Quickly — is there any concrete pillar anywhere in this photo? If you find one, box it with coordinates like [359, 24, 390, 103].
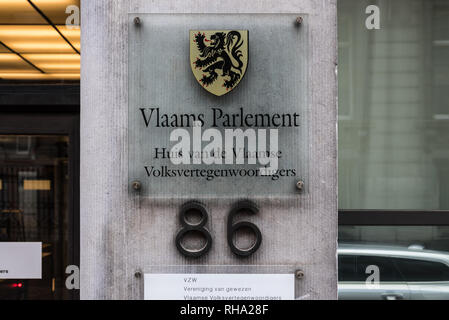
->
[81, 0, 338, 300]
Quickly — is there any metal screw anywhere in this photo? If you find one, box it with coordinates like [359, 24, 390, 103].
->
[296, 180, 304, 192]
[134, 17, 141, 26]
[295, 269, 305, 279]
[134, 271, 142, 278]
[132, 180, 141, 191]
[295, 16, 303, 26]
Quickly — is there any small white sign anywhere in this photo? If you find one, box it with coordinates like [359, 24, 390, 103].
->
[144, 273, 294, 300]
[0, 242, 42, 279]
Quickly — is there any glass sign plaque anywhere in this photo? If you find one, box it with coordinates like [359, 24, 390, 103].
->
[128, 14, 309, 197]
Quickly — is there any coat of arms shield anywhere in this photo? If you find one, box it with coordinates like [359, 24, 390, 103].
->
[190, 30, 248, 96]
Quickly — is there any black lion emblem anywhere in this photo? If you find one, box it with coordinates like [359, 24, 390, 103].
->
[193, 31, 244, 90]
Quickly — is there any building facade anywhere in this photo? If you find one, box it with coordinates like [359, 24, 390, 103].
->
[0, 0, 448, 300]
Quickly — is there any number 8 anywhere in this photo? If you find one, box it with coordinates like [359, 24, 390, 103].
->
[175, 201, 212, 258]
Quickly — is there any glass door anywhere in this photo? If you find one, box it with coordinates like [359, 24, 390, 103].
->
[0, 114, 79, 300]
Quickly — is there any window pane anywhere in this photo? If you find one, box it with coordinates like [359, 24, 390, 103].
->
[339, 255, 403, 282]
[394, 258, 449, 281]
[338, 255, 357, 281]
[339, 254, 404, 282]
[356, 256, 402, 282]
[338, 0, 449, 210]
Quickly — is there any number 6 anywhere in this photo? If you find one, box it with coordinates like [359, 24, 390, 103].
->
[227, 200, 262, 257]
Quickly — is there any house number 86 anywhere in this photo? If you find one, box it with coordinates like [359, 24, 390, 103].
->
[175, 200, 262, 258]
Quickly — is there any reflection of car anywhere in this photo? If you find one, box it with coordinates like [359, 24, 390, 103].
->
[338, 243, 449, 300]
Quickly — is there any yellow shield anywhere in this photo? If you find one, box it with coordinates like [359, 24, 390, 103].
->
[190, 30, 248, 96]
